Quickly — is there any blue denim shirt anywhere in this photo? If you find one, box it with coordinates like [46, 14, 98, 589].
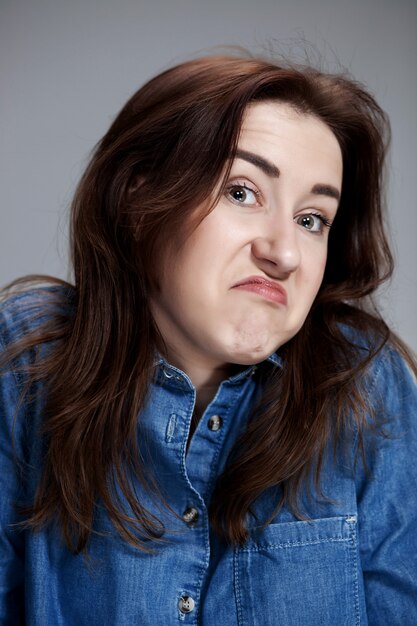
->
[1, 289, 417, 625]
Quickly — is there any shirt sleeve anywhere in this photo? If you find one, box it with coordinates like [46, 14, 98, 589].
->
[0, 330, 28, 625]
[355, 346, 417, 624]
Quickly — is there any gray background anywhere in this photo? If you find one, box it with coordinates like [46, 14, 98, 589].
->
[1, 0, 416, 351]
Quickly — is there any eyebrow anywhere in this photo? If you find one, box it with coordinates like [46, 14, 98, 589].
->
[235, 149, 280, 178]
[235, 148, 340, 202]
[311, 184, 340, 202]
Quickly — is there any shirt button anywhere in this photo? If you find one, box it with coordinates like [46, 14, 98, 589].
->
[178, 595, 195, 613]
[182, 506, 199, 525]
[208, 415, 223, 431]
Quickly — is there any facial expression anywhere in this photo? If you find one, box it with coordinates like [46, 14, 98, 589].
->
[150, 102, 343, 381]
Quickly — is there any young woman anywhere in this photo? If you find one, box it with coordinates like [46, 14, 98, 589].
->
[1, 54, 416, 625]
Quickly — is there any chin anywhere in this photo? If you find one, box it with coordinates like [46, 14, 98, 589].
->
[226, 344, 278, 366]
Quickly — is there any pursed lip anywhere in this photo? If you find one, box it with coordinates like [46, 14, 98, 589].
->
[231, 275, 287, 306]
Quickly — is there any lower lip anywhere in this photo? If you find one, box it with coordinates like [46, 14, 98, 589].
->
[233, 283, 287, 306]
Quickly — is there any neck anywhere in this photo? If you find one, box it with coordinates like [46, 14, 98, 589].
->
[194, 381, 220, 415]
[163, 350, 243, 410]
[157, 342, 246, 423]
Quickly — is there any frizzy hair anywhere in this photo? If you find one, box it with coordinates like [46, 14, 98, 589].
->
[2, 54, 414, 552]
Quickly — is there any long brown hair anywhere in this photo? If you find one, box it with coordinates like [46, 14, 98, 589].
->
[2, 54, 415, 552]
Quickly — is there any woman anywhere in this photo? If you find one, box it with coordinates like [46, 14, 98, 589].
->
[1, 54, 416, 625]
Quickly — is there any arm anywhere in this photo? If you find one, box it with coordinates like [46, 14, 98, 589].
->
[356, 346, 417, 624]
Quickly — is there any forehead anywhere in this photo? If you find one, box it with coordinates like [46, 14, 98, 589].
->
[240, 100, 334, 140]
[237, 101, 343, 180]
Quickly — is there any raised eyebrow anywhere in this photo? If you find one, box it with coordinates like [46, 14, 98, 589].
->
[311, 184, 340, 202]
[232, 150, 340, 201]
[234, 149, 280, 178]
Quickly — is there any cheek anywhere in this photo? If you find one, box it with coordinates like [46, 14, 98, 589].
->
[302, 249, 328, 298]
[314, 256, 327, 285]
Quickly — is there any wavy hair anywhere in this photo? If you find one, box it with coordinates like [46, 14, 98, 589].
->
[2, 54, 415, 552]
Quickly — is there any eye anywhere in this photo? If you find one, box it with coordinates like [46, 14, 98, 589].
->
[225, 183, 260, 207]
[296, 213, 331, 233]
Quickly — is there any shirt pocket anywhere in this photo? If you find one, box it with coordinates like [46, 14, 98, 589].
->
[234, 515, 363, 626]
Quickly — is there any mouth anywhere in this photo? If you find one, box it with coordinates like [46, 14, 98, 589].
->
[231, 276, 287, 306]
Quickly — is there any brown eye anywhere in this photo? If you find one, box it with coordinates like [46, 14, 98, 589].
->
[231, 187, 248, 202]
[226, 184, 258, 206]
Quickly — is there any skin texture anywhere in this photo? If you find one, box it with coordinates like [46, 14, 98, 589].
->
[150, 102, 343, 401]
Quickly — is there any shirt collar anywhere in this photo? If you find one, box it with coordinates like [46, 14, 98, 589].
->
[154, 350, 283, 387]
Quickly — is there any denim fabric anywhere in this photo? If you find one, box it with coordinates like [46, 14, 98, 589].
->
[1, 289, 416, 625]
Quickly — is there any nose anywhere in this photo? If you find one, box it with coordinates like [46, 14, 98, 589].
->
[251, 221, 301, 278]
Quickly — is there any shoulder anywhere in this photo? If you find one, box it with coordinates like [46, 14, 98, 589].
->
[345, 327, 417, 482]
[364, 342, 417, 448]
[0, 283, 75, 454]
[332, 322, 417, 457]
[340, 322, 416, 398]
[0, 283, 75, 348]
[366, 342, 416, 401]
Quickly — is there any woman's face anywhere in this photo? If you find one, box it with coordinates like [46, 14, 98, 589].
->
[150, 101, 343, 378]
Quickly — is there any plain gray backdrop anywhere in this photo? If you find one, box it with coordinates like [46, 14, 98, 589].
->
[1, 0, 416, 351]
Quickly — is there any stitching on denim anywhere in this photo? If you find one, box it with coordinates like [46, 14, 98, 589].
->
[240, 535, 351, 551]
[233, 548, 245, 626]
[348, 522, 361, 626]
[193, 520, 211, 626]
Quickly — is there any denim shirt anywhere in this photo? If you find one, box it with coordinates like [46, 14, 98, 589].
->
[1, 289, 417, 625]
